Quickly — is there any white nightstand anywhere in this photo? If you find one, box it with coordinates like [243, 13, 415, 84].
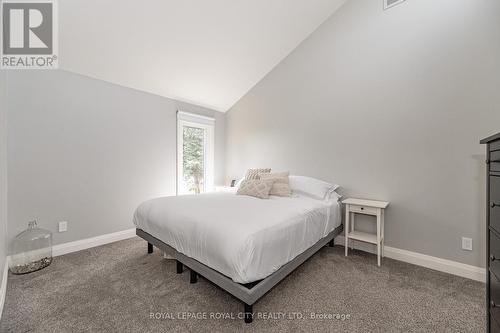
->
[343, 198, 389, 266]
[214, 186, 235, 193]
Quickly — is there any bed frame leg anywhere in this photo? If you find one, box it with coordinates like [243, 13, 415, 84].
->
[329, 239, 334, 247]
[244, 303, 253, 324]
[190, 269, 198, 284]
[147, 242, 153, 254]
[176, 260, 183, 274]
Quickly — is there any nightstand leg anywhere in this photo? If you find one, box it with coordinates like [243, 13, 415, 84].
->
[345, 205, 349, 256]
[350, 212, 355, 250]
[377, 246, 381, 266]
[351, 212, 355, 232]
[377, 210, 381, 266]
[381, 210, 385, 258]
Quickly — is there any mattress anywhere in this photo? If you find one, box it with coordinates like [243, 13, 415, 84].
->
[133, 191, 341, 283]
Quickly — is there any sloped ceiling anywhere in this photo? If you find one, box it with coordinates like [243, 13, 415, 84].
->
[60, 0, 346, 111]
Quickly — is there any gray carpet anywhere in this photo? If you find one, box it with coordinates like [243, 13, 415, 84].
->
[0, 237, 485, 332]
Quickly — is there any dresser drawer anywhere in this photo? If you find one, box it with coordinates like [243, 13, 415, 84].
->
[491, 140, 500, 152]
[490, 232, 500, 278]
[492, 269, 500, 300]
[492, 151, 500, 172]
[349, 204, 379, 215]
[492, 271, 500, 330]
[492, 315, 500, 333]
[492, 176, 500, 234]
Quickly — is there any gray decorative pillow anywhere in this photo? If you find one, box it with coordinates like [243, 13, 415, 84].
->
[236, 179, 275, 199]
[245, 168, 271, 180]
[260, 171, 291, 197]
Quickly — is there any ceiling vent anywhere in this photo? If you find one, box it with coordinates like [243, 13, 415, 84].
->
[384, 0, 406, 10]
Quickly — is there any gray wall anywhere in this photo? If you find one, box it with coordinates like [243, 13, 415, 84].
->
[225, 0, 500, 267]
[5, 70, 225, 246]
[0, 72, 7, 284]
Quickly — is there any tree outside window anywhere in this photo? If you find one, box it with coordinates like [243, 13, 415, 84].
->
[182, 126, 205, 194]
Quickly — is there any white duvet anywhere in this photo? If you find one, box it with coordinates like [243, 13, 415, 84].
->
[133, 191, 341, 283]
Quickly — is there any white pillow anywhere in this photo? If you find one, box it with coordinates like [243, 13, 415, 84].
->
[289, 175, 339, 200]
[235, 177, 245, 187]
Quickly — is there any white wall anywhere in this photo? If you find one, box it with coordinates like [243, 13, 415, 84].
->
[225, 0, 500, 267]
[5, 70, 225, 246]
[0, 72, 7, 283]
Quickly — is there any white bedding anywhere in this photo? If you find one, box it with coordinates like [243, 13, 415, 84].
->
[133, 191, 341, 283]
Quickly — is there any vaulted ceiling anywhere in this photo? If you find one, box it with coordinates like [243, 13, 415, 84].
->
[59, 0, 347, 111]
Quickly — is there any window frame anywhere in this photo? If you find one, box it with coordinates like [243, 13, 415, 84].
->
[176, 111, 215, 195]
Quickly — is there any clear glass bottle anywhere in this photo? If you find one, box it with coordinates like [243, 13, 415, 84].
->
[9, 219, 53, 274]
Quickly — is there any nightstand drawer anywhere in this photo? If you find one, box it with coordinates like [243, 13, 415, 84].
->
[349, 204, 378, 215]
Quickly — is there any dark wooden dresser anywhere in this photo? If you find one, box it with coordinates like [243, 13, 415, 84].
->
[481, 132, 500, 332]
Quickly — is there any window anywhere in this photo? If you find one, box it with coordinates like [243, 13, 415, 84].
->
[177, 111, 215, 195]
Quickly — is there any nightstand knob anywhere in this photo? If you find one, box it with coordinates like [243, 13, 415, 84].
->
[360, 207, 364, 210]
[491, 254, 496, 261]
[492, 300, 498, 308]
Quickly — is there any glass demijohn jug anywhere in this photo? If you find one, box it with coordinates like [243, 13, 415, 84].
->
[9, 219, 53, 274]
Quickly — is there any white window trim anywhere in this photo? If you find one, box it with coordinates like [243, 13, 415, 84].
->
[177, 111, 215, 195]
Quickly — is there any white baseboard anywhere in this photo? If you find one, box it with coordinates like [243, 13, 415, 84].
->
[52, 228, 137, 257]
[335, 236, 486, 282]
[56, 229, 483, 283]
[0, 259, 8, 321]
[0, 228, 485, 322]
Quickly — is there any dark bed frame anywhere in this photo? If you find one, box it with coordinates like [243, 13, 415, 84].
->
[136, 224, 343, 323]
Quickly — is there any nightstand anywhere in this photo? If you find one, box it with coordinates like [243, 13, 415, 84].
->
[214, 186, 235, 193]
[343, 198, 389, 266]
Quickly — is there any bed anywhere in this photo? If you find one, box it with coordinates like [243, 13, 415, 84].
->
[133, 182, 343, 323]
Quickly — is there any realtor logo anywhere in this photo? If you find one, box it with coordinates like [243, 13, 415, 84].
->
[1, 0, 58, 69]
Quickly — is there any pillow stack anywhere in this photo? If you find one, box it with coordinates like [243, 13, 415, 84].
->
[236, 168, 291, 199]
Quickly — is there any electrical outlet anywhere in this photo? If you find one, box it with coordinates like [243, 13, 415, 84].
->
[58, 221, 68, 232]
[461, 237, 472, 251]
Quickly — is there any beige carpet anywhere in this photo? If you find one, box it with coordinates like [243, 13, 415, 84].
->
[0, 237, 485, 332]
